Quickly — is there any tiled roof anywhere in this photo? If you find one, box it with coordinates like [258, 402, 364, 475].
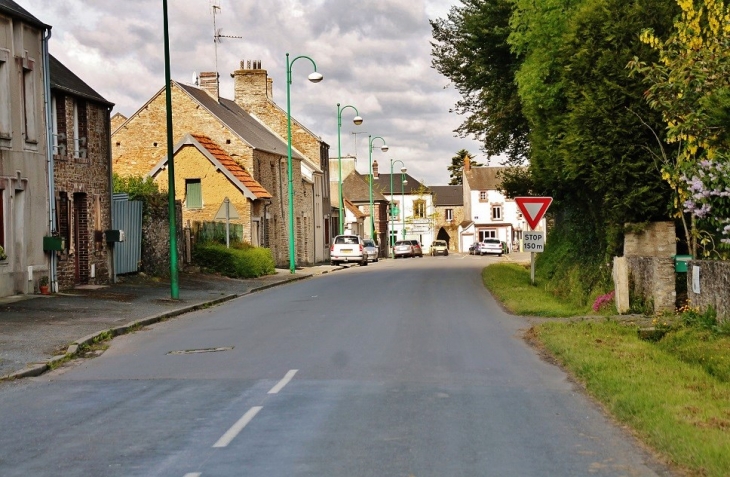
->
[189, 134, 271, 199]
[0, 0, 50, 29]
[430, 185, 463, 206]
[344, 199, 366, 218]
[177, 82, 302, 160]
[50, 55, 113, 106]
[464, 167, 507, 191]
[371, 173, 428, 196]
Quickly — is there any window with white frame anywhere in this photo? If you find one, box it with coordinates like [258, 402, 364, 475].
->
[445, 208, 453, 221]
[72, 99, 88, 159]
[479, 191, 488, 201]
[491, 205, 502, 221]
[479, 229, 497, 240]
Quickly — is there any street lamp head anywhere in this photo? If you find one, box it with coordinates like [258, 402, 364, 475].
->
[353, 116, 364, 126]
[401, 166, 407, 173]
[380, 145, 389, 152]
[307, 71, 323, 83]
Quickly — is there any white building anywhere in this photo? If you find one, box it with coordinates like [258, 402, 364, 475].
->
[460, 163, 545, 253]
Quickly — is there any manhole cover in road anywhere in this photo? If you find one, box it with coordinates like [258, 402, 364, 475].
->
[167, 347, 234, 355]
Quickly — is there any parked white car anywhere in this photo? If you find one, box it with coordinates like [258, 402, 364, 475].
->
[330, 235, 368, 266]
[478, 239, 503, 256]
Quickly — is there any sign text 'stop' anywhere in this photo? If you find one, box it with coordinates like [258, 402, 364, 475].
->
[515, 197, 552, 230]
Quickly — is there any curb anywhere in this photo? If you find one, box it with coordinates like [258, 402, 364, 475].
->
[1, 272, 318, 382]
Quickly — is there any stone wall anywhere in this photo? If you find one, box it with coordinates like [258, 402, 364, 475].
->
[626, 256, 676, 313]
[687, 260, 730, 321]
[624, 222, 676, 257]
[53, 95, 113, 290]
[141, 200, 184, 277]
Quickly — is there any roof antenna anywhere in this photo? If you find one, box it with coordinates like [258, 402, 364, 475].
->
[211, 0, 243, 75]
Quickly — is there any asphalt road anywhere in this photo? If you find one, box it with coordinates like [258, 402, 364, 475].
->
[0, 255, 672, 476]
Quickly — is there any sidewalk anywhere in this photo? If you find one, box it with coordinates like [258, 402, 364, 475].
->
[0, 265, 340, 380]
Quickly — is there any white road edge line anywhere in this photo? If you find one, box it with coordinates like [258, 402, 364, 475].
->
[268, 369, 298, 394]
[212, 406, 263, 448]
[183, 473, 201, 477]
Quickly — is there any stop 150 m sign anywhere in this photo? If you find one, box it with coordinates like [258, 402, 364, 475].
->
[523, 231, 545, 253]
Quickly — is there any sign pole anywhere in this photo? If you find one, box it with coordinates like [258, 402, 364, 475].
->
[225, 197, 230, 249]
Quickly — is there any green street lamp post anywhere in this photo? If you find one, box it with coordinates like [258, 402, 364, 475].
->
[337, 103, 363, 235]
[286, 53, 323, 274]
[389, 159, 407, 259]
[367, 135, 388, 241]
[163, 0, 178, 299]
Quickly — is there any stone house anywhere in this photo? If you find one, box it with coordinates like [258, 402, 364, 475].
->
[371, 169, 434, 251]
[428, 185, 464, 252]
[112, 80, 310, 268]
[0, 1, 51, 297]
[224, 60, 332, 263]
[49, 54, 114, 290]
[148, 133, 272, 245]
[461, 161, 534, 253]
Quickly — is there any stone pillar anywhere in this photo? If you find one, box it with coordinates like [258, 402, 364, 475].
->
[613, 256, 630, 314]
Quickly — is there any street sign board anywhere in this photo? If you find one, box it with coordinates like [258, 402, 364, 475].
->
[523, 230, 545, 253]
[515, 197, 552, 230]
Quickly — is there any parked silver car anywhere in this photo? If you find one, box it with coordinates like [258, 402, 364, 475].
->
[393, 240, 423, 258]
[363, 239, 379, 262]
[330, 235, 368, 266]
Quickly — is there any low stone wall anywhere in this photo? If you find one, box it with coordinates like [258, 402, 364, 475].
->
[626, 256, 675, 313]
[687, 260, 730, 321]
[141, 201, 184, 277]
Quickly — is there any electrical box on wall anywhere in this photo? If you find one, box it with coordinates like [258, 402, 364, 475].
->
[104, 230, 125, 242]
[43, 236, 65, 251]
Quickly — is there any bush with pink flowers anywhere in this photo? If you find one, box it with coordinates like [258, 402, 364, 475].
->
[592, 290, 615, 313]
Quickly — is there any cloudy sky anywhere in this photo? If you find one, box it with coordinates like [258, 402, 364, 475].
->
[22, 0, 487, 185]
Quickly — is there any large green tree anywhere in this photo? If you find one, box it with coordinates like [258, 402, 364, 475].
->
[431, 0, 529, 163]
[508, 0, 678, 255]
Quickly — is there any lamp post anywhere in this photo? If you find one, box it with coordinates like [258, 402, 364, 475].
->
[337, 103, 363, 235]
[389, 159, 406, 259]
[286, 53, 323, 274]
[163, 0, 178, 299]
[367, 135, 388, 240]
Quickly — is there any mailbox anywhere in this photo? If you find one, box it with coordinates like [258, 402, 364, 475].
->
[673, 254, 692, 273]
[43, 236, 65, 251]
[105, 229, 126, 242]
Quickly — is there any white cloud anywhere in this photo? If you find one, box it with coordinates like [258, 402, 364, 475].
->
[24, 0, 487, 185]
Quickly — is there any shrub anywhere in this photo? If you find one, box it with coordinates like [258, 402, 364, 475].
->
[192, 242, 275, 278]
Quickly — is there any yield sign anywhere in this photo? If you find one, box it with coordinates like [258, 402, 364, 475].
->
[515, 197, 552, 230]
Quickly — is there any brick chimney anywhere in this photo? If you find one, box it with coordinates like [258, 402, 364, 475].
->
[267, 78, 273, 100]
[198, 72, 219, 100]
[464, 153, 471, 172]
[232, 60, 269, 115]
[372, 160, 379, 178]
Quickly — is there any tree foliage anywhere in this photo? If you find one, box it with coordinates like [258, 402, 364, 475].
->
[448, 149, 483, 185]
[628, 0, 730, 256]
[431, 0, 530, 163]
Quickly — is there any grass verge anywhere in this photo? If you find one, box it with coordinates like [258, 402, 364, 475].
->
[482, 262, 730, 476]
[482, 263, 591, 317]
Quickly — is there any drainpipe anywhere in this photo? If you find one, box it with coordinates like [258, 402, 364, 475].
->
[41, 27, 56, 292]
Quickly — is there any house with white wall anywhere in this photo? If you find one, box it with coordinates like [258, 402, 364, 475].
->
[461, 161, 543, 253]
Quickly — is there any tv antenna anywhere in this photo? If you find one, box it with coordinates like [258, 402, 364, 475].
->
[211, 1, 243, 74]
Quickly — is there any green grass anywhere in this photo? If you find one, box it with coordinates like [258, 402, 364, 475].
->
[482, 262, 730, 476]
[534, 321, 730, 477]
[482, 263, 591, 317]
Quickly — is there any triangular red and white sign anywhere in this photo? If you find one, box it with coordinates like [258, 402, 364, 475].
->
[515, 197, 552, 230]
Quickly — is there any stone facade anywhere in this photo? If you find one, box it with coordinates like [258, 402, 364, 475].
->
[626, 256, 676, 313]
[111, 82, 308, 268]
[51, 93, 113, 290]
[141, 199, 183, 277]
[229, 60, 330, 263]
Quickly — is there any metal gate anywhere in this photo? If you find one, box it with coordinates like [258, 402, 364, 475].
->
[112, 193, 142, 274]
